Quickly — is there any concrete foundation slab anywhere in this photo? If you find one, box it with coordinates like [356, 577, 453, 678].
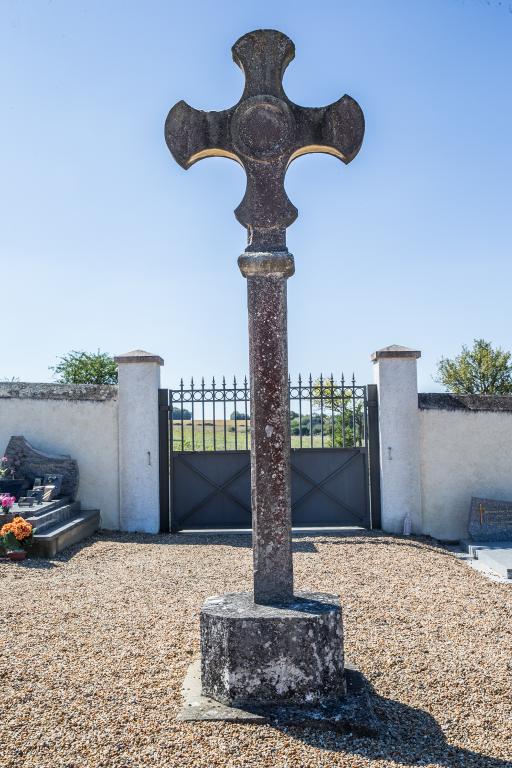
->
[178, 659, 379, 735]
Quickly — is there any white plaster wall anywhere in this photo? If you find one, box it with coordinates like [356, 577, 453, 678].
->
[374, 358, 422, 534]
[117, 362, 160, 533]
[0, 396, 119, 529]
[419, 409, 512, 541]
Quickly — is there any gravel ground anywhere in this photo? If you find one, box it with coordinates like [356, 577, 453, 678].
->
[0, 531, 511, 768]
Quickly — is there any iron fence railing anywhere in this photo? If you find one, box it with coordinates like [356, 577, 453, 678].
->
[290, 374, 367, 450]
[164, 375, 367, 452]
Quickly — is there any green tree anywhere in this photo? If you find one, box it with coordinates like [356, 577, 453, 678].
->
[436, 339, 512, 395]
[230, 410, 248, 420]
[311, 377, 365, 447]
[172, 407, 192, 420]
[50, 350, 118, 385]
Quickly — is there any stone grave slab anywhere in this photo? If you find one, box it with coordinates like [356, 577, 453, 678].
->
[468, 496, 512, 541]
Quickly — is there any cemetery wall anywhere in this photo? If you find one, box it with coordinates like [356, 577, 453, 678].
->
[418, 394, 512, 540]
[0, 383, 120, 529]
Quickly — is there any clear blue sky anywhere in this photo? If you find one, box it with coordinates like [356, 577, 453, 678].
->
[1, 0, 511, 390]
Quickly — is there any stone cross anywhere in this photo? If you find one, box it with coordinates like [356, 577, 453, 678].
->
[165, 29, 364, 604]
[165, 29, 364, 253]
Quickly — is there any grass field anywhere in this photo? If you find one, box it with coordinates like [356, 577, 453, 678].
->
[170, 420, 326, 451]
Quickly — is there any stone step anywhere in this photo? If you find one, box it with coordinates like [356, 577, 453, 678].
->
[24, 500, 82, 534]
[11, 496, 70, 517]
[32, 510, 100, 558]
[461, 540, 512, 580]
[462, 539, 510, 557]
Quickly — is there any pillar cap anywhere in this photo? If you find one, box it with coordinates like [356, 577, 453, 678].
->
[371, 344, 421, 362]
[114, 349, 164, 366]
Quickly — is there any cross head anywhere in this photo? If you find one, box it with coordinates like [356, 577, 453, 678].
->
[165, 29, 365, 252]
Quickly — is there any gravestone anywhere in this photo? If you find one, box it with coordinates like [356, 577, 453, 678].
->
[165, 29, 368, 721]
[5, 436, 79, 499]
[468, 496, 512, 541]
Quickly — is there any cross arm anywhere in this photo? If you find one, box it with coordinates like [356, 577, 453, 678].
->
[164, 101, 237, 169]
[289, 95, 365, 168]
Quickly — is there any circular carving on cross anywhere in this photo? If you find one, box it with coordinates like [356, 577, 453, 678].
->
[231, 96, 293, 162]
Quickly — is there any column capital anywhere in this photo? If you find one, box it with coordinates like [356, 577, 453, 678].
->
[114, 349, 164, 366]
[238, 251, 295, 279]
[371, 344, 421, 362]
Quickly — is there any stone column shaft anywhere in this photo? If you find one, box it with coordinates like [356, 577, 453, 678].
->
[239, 252, 294, 604]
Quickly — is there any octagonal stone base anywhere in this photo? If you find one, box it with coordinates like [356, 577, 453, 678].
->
[200, 591, 344, 707]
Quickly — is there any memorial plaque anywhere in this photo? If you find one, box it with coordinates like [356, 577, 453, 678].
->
[468, 496, 512, 541]
[42, 485, 56, 502]
[43, 474, 63, 496]
[17, 497, 35, 508]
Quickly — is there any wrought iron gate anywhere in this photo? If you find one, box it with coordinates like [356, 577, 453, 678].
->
[159, 375, 380, 532]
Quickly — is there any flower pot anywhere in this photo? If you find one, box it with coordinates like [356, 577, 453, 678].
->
[0, 479, 25, 500]
[7, 549, 26, 562]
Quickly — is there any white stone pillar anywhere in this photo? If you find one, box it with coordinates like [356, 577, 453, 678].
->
[371, 345, 422, 534]
[115, 350, 164, 533]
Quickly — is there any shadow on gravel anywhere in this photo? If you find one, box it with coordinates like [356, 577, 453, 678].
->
[95, 531, 319, 553]
[277, 681, 510, 767]
[17, 530, 458, 568]
[91, 529, 462, 557]
[1, 551, 82, 569]
[9, 558, 58, 570]
[17, 534, 99, 566]
[318, 534, 459, 558]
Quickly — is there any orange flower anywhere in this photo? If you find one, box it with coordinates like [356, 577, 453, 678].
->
[1, 517, 33, 541]
[0, 522, 13, 536]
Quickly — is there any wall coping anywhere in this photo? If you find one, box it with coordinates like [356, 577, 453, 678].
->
[114, 349, 164, 365]
[0, 382, 118, 402]
[371, 345, 421, 361]
[419, 393, 512, 412]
